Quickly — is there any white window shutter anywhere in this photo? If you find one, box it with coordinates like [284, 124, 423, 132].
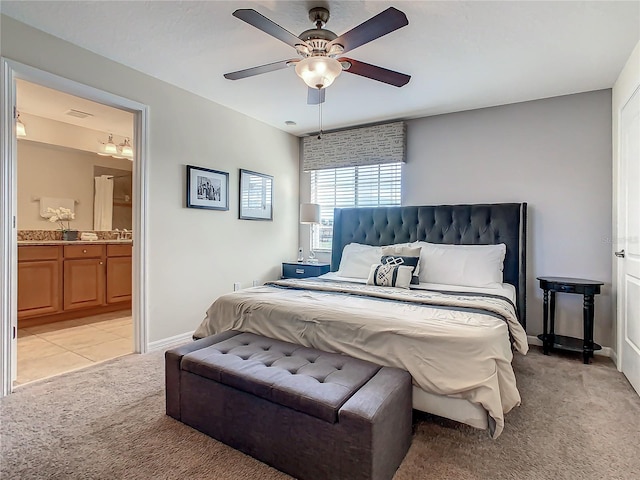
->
[310, 163, 402, 251]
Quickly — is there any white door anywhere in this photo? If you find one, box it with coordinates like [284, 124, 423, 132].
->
[619, 86, 640, 395]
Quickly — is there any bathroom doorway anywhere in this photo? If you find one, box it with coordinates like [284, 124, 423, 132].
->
[1, 59, 149, 395]
[15, 79, 136, 385]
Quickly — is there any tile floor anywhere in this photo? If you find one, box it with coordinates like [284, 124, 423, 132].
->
[15, 310, 133, 386]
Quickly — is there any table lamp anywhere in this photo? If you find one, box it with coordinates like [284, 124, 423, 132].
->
[300, 203, 320, 263]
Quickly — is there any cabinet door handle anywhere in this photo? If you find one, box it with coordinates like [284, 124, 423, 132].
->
[295, 268, 305, 274]
[99, 261, 103, 265]
[614, 249, 625, 258]
[83, 249, 87, 254]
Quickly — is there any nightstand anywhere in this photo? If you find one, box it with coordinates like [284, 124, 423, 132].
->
[282, 262, 330, 279]
[537, 276, 604, 364]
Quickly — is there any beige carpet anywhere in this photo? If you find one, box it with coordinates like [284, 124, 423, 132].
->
[1, 346, 639, 480]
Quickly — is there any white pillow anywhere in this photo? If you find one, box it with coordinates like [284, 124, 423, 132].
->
[412, 242, 507, 287]
[366, 264, 413, 289]
[337, 243, 383, 279]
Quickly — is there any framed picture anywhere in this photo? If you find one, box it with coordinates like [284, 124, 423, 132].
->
[239, 169, 273, 221]
[186, 165, 229, 211]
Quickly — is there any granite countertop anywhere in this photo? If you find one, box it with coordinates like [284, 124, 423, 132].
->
[18, 240, 133, 246]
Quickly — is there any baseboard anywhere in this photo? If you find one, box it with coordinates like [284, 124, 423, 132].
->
[609, 348, 619, 367]
[147, 331, 194, 351]
[527, 335, 612, 358]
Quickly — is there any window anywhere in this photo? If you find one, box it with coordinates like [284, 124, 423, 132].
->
[310, 163, 402, 251]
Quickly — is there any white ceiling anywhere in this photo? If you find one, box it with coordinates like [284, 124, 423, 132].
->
[17, 79, 134, 138]
[2, 1, 639, 137]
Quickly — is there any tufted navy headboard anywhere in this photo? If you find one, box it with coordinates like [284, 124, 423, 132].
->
[331, 203, 528, 327]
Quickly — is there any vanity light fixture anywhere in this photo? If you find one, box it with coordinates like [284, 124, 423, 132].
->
[98, 134, 133, 160]
[16, 111, 26, 137]
[120, 138, 133, 158]
[98, 134, 118, 156]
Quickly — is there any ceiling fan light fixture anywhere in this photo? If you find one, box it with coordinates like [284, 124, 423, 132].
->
[327, 43, 344, 56]
[295, 44, 311, 57]
[224, 6, 411, 104]
[295, 56, 342, 89]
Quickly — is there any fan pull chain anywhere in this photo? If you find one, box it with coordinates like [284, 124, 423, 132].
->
[317, 99, 323, 140]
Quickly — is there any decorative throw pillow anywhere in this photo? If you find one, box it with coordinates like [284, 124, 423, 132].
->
[366, 261, 413, 289]
[379, 255, 419, 284]
[381, 245, 422, 284]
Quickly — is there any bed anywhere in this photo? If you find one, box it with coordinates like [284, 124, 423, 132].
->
[194, 203, 528, 438]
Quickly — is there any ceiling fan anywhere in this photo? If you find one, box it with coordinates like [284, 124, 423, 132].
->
[224, 6, 411, 105]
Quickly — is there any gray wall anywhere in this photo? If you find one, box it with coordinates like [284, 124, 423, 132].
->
[403, 90, 613, 346]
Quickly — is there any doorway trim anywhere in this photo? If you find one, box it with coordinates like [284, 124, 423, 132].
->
[0, 58, 150, 396]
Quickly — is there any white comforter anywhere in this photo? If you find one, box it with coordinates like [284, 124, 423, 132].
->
[194, 279, 528, 438]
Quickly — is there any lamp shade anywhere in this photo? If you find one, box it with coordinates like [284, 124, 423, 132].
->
[300, 203, 320, 224]
[121, 138, 133, 157]
[104, 134, 118, 155]
[16, 119, 26, 137]
[295, 57, 342, 89]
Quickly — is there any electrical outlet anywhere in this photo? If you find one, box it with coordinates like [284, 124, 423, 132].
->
[233, 282, 241, 291]
[252, 280, 259, 287]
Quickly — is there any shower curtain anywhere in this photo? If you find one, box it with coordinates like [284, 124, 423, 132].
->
[94, 175, 114, 230]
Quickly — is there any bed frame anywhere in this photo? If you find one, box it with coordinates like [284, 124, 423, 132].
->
[331, 203, 528, 327]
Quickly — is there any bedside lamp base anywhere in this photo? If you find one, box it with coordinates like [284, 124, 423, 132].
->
[306, 250, 318, 264]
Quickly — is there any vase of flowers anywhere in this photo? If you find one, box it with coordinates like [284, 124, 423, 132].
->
[47, 207, 77, 241]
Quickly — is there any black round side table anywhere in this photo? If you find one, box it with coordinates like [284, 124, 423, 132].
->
[537, 276, 604, 364]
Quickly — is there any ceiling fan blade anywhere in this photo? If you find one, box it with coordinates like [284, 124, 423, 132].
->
[233, 9, 306, 49]
[307, 88, 326, 105]
[224, 59, 298, 80]
[329, 7, 408, 54]
[340, 58, 411, 87]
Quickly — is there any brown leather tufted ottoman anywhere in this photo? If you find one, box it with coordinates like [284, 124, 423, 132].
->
[165, 331, 412, 480]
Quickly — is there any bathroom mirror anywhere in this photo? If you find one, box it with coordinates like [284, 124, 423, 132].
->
[93, 166, 132, 231]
